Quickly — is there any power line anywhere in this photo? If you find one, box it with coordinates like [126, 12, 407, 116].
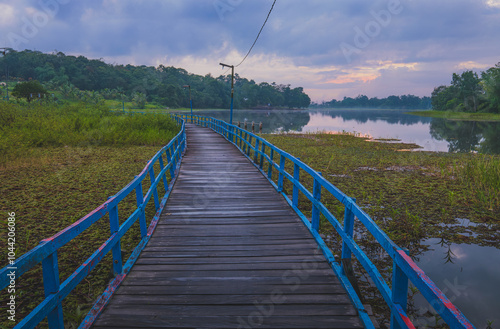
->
[221, 0, 277, 75]
[235, 0, 277, 68]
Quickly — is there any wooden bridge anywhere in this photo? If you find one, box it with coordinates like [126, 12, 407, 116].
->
[0, 115, 475, 329]
[91, 123, 363, 328]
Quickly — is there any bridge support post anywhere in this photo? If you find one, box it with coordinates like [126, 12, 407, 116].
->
[391, 249, 410, 329]
[311, 173, 322, 232]
[109, 204, 123, 275]
[166, 149, 175, 180]
[278, 154, 286, 192]
[149, 167, 160, 211]
[254, 139, 260, 164]
[158, 154, 169, 192]
[341, 198, 356, 275]
[135, 182, 147, 237]
[292, 159, 300, 207]
[247, 135, 252, 156]
[267, 149, 274, 180]
[42, 252, 64, 329]
[259, 143, 265, 169]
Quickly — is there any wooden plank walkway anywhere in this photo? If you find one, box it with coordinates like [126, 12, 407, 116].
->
[92, 123, 364, 328]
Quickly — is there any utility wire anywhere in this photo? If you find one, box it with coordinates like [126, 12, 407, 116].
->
[221, 0, 277, 75]
[235, 0, 277, 68]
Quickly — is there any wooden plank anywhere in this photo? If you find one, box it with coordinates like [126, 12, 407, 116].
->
[98, 293, 351, 305]
[91, 123, 364, 329]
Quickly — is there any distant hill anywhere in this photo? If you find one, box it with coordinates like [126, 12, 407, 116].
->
[0, 49, 310, 109]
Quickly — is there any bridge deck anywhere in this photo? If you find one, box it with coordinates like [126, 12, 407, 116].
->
[92, 123, 363, 328]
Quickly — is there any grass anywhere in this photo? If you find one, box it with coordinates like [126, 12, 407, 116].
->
[0, 102, 179, 328]
[407, 110, 500, 121]
[0, 102, 179, 166]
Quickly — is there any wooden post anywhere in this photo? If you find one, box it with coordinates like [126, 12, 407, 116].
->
[254, 139, 260, 164]
[244, 120, 247, 130]
[311, 173, 322, 232]
[149, 167, 160, 211]
[259, 122, 263, 133]
[278, 154, 286, 192]
[293, 159, 300, 207]
[341, 198, 356, 275]
[42, 252, 64, 328]
[109, 204, 123, 275]
[268, 148, 274, 179]
[237, 121, 240, 127]
[158, 154, 169, 192]
[391, 249, 410, 329]
[259, 143, 265, 169]
[135, 182, 147, 238]
[252, 121, 255, 133]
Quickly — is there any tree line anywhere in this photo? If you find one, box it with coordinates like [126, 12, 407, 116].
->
[0, 49, 310, 109]
[431, 63, 500, 113]
[311, 94, 431, 109]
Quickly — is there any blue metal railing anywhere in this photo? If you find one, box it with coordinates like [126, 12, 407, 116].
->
[0, 115, 186, 329]
[179, 114, 475, 329]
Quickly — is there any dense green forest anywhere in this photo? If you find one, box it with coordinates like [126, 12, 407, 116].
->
[0, 49, 310, 109]
[431, 63, 500, 113]
[311, 94, 431, 109]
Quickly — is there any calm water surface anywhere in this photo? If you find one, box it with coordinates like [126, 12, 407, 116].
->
[415, 238, 500, 327]
[192, 108, 500, 154]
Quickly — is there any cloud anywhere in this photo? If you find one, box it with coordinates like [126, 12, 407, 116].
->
[0, 0, 499, 102]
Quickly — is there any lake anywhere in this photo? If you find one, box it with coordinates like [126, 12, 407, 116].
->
[189, 108, 500, 154]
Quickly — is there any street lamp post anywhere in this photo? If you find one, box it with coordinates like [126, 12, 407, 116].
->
[219, 63, 235, 125]
[1, 48, 8, 101]
[183, 85, 193, 117]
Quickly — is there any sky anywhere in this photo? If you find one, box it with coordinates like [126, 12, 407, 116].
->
[1, 0, 500, 102]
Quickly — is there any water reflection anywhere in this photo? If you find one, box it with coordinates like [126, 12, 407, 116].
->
[430, 119, 500, 154]
[188, 109, 500, 154]
[415, 238, 500, 327]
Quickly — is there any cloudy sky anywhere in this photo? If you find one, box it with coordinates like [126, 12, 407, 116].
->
[1, 0, 500, 102]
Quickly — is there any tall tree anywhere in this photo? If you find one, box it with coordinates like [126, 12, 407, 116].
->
[481, 63, 500, 113]
[451, 70, 482, 112]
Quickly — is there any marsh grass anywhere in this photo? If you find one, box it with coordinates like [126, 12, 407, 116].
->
[0, 102, 179, 328]
[457, 155, 500, 212]
[0, 102, 179, 165]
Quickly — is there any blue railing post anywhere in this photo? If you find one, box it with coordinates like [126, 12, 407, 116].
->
[134, 182, 147, 238]
[108, 203, 123, 275]
[42, 252, 64, 329]
[149, 167, 160, 210]
[247, 135, 253, 156]
[158, 154, 169, 192]
[238, 129, 243, 150]
[166, 148, 175, 180]
[391, 249, 410, 329]
[259, 143, 265, 169]
[278, 154, 286, 192]
[267, 148, 274, 179]
[341, 198, 356, 276]
[254, 139, 260, 164]
[311, 173, 322, 232]
[292, 159, 300, 208]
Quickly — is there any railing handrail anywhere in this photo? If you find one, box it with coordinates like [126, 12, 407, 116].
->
[179, 114, 475, 329]
[0, 115, 186, 329]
